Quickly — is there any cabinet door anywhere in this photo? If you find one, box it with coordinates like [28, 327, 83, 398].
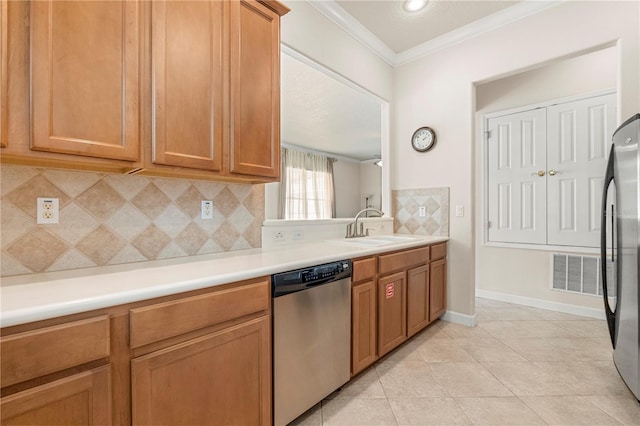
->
[407, 264, 429, 337]
[352, 280, 377, 376]
[0, 0, 7, 148]
[429, 258, 447, 322]
[132, 316, 271, 426]
[151, 0, 224, 171]
[229, 0, 280, 178]
[30, 0, 140, 161]
[1, 366, 111, 425]
[377, 271, 406, 357]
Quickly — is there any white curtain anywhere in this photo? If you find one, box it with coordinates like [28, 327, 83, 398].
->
[279, 147, 336, 220]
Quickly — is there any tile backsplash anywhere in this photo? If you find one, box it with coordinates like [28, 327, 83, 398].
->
[1, 165, 264, 277]
[392, 187, 449, 236]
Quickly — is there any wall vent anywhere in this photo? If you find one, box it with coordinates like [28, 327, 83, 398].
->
[551, 253, 616, 297]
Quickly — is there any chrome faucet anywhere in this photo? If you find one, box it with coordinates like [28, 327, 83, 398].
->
[346, 208, 384, 238]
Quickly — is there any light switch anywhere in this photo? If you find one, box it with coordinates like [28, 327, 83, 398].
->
[455, 205, 464, 217]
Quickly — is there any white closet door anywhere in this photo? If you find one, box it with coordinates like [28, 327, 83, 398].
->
[547, 93, 616, 247]
[487, 108, 547, 244]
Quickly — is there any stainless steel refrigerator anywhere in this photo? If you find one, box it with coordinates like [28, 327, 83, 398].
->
[601, 113, 640, 401]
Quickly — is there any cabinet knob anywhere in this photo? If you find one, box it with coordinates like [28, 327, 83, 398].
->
[548, 169, 557, 176]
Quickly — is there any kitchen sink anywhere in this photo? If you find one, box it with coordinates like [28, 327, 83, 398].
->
[326, 235, 417, 247]
[370, 235, 417, 242]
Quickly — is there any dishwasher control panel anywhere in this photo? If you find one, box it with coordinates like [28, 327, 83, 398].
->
[271, 260, 352, 297]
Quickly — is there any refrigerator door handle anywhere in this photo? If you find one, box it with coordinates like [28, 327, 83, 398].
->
[600, 143, 617, 347]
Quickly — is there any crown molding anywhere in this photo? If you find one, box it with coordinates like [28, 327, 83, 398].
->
[395, 1, 564, 66]
[304, 0, 397, 66]
[300, 0, 563, 68]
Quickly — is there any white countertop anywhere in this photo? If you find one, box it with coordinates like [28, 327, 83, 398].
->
[0, 235, 447, 328]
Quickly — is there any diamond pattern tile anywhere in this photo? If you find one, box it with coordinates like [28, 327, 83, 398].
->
[392, 188, 449, 237]
[131, 183, 171, 220]
[1, 166, 265, 276]
[175, 223, 209, 255]
[7, 227, 69, 272]
[76, 180, 126, 221]
[153, 204, 191, 238]
[76, 225, 126, 265]
[214, 187, 241, 217]
[213, 221, 240, 251]
[132, 225, 171, 260]
[176, 185, 206, 219]
[6, 175, 71, 218]
[41, 169, 100, 198]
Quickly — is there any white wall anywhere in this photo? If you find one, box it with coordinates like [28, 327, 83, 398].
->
[474, 47, 616, 312]
[333, 160, 361, 217]
[280, 0, 393, 101]
[360, 162, 382, 210]
[393, 1, 639, 317]
[476, 47, 617, 112]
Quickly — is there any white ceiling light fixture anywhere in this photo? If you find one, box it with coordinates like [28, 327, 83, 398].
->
[403, 0, 428, 13]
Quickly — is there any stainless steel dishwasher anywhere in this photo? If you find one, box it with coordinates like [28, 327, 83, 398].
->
[272, 260, 352, 426]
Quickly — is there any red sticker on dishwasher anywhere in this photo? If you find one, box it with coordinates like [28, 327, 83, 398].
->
[385, 283, 394, 298]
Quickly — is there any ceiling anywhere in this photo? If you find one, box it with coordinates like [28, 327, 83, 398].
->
[335, 0, 519, 53]
[280, 0, 540, 161]
[281, 52, 383, 161]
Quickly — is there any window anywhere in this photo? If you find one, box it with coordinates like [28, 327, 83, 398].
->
[279, 148, 335, 220]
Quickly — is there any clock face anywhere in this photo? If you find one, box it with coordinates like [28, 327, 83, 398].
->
[411, 127, 436, 152]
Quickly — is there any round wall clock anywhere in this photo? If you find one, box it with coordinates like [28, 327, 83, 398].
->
[411, 126, 437, 152]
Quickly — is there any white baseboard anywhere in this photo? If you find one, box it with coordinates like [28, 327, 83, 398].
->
[441, 310, 478, 327]
[476, 289, 605, 320]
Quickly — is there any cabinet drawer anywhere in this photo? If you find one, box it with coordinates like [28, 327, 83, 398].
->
[378, 247, 429, 275]
[130, 279, 270, 348]
[1, 315, 110, 387]
[431, 242, 447, 260]
[352, 257, 376, 284]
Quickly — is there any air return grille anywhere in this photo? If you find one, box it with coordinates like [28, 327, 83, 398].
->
[551, 254, 615, 297]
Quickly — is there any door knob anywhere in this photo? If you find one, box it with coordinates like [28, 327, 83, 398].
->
[548, 169, 557, 176]
[531, 171, 545, 176]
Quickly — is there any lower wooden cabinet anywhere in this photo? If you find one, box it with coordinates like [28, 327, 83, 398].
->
[351, 242, 448, 376]
[377, 271, 407, 357]
[131, 315, 271, 426]
[407, 264, 430, 338]
[351, 280, 377, 376]
[429, 258, 447, 322]
[1, 366, 111, 425]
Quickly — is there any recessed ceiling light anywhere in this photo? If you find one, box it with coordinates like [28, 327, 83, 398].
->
[403, 0, 428, 13]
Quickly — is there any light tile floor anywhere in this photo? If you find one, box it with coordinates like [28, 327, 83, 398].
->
[291, 298, 640, 425]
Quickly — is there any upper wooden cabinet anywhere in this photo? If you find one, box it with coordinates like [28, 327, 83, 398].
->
[2, 0, 288, 183]
[30, 0, 141, 161]
[150, 0, 224, 172]
[149, 0, 286, 180]
[229, 0, 281, 178]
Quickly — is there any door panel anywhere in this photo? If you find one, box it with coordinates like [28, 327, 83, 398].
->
[31, 1, 140, 161]
[377, 272, 406, 357]
[151, 0, 224, 171]
[487, 108, 547, 243]
[547, 93, 616, 247]
[229, 0, 280, 178]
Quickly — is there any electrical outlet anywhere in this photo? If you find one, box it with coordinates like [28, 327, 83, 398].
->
[418, 206, 426, 217]
[37, 197, 59, 224]
[272, 231, 287, 242]
[201, 200, 213, 219]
